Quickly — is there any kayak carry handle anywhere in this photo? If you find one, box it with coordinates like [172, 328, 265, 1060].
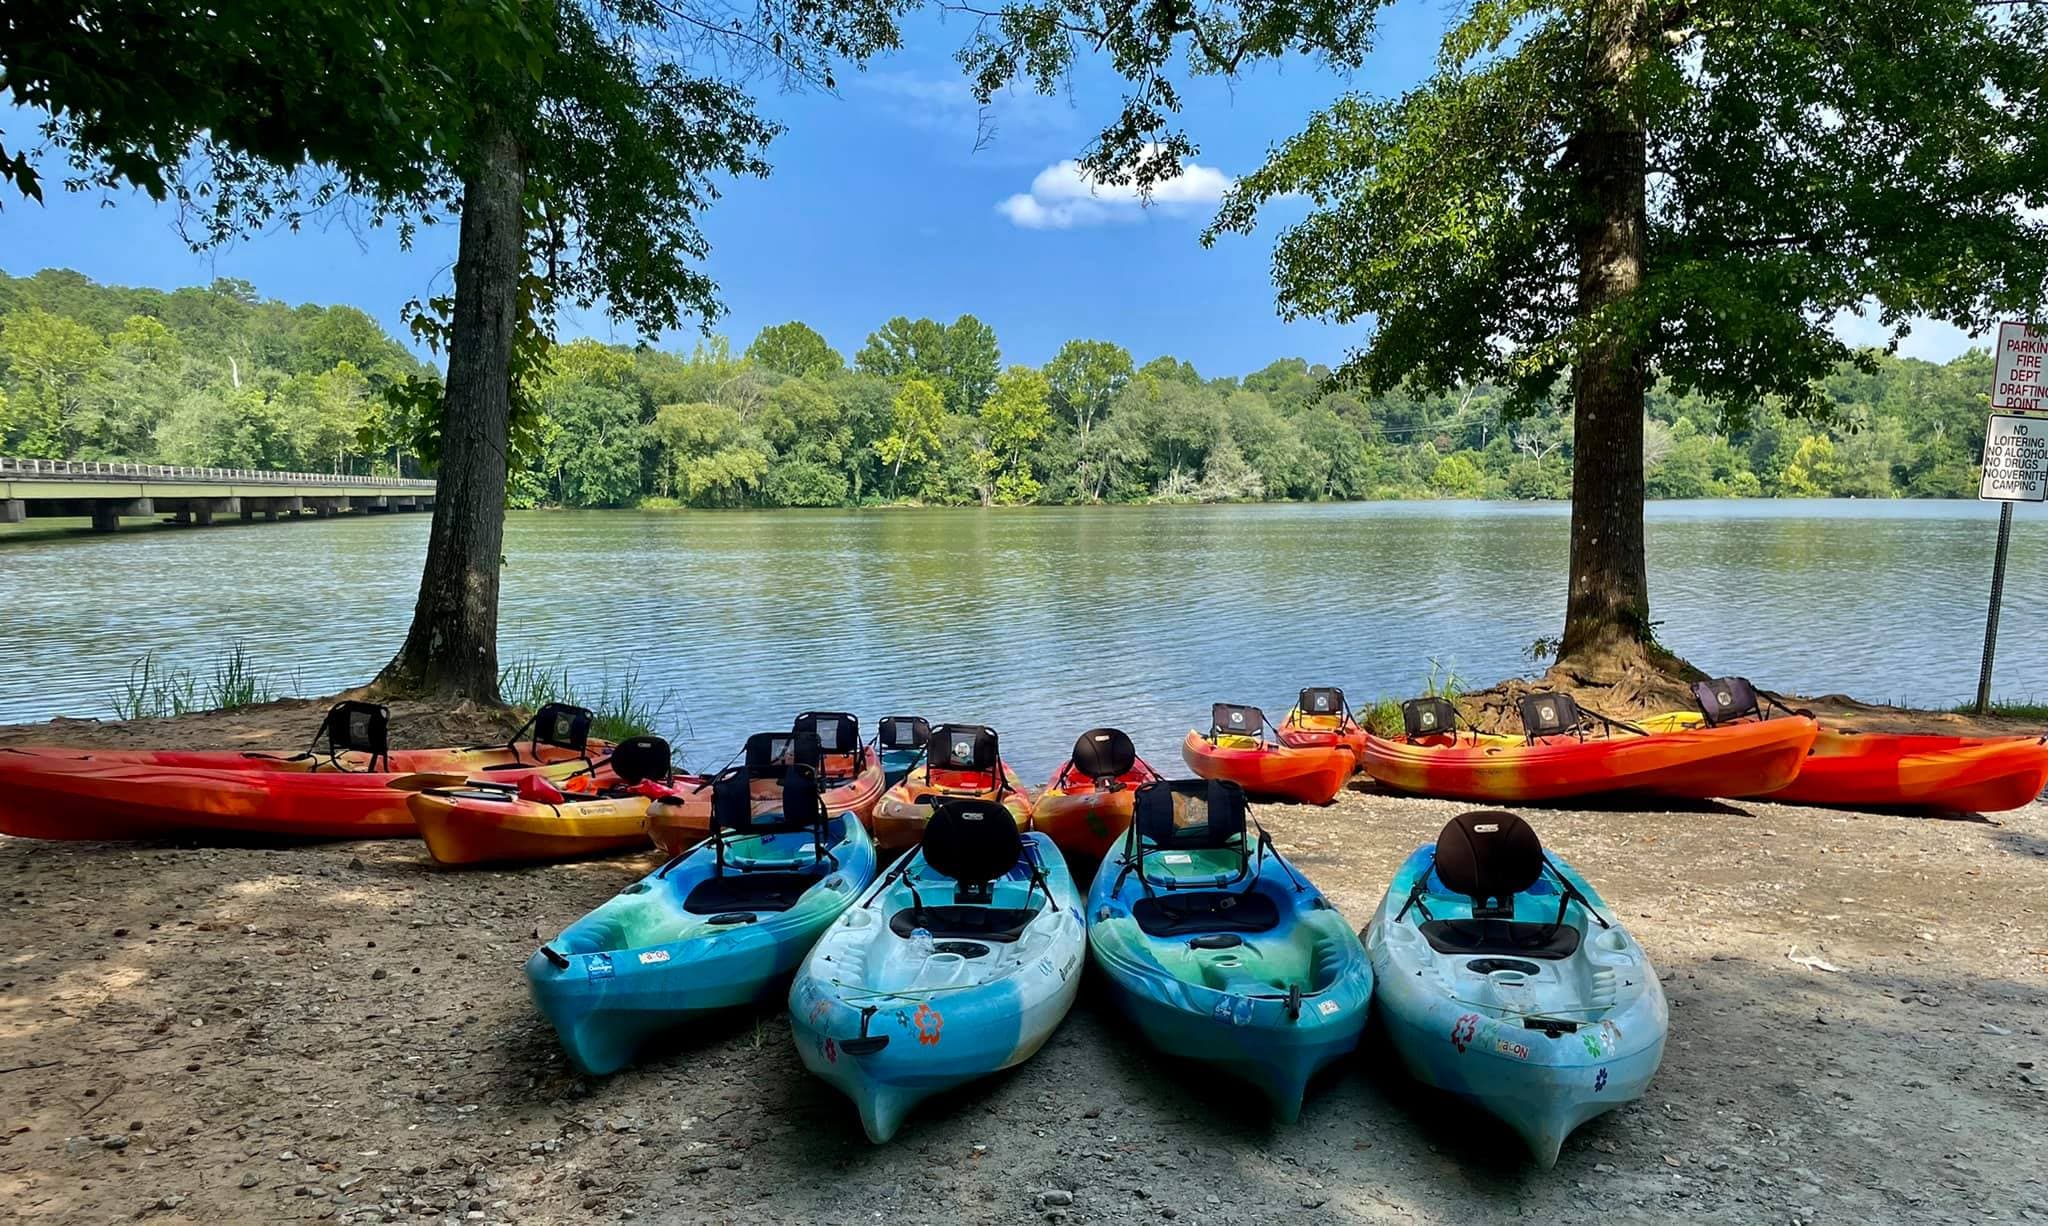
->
[840, 1004, 888, 1055]
[541, 946, 570, 969]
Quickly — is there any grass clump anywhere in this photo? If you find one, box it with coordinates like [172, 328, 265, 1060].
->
[111, 641, 277, 719]
[1950, 698, 2048, 721]
[500, 655, 683, 743]
[1360, 658, 1468, 738]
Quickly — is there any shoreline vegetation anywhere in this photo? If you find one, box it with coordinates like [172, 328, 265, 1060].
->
[46, 641, 2048, 746]
[0, 268, 2007, 514]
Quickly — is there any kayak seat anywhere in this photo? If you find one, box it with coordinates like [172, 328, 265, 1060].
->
[1418, 917, 1582, 960]
[1131, 890, 1281, 938]
[683, 871, 820, 915]
[889, 905, 1039, 943]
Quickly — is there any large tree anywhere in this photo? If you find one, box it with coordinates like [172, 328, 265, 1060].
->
[967, 0, 2048, 676]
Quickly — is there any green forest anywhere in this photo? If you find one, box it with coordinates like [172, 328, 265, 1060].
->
[0, 266, 1997, 506]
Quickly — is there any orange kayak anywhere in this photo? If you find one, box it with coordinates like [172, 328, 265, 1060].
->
[646, 746, 883, 854]
[1180, 731, 1353, 806]
[1360, 716, 1818, 803]
[408, 737, 689, 865]
[1033, 728, 1163, 874]
[870, 723, 1033, 855]
[1750, 728, 2048, 812]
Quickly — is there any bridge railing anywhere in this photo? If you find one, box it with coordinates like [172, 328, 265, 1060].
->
[0, 457, 436, 490]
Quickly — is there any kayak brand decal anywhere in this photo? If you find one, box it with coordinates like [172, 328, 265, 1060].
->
[1594, 1067, 1609, 1092]
[1317, 999, 1341, 1017]
[914, 1002, 944, 1046]
[1494, 1038, 1530, 1061]
[586, 953, 615, 980]
[1449, 1013, 1479, 1053]
[638, 949, 671, 965]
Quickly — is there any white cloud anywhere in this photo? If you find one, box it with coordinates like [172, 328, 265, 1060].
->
[997, 147, 1234, 230]
[1829, 303, 1986, 363]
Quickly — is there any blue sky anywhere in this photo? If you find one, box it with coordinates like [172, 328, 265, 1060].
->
[0, 5, 1981, 375]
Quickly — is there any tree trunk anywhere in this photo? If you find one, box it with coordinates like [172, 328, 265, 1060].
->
[1556, 0, 1653, 678]
[373, 116, 524, 702]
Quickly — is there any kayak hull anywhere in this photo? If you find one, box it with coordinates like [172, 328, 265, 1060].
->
[1365, 844, 1668, 1168]
[869, 762, 1034, 857]
[788, 831, 1084, 1142]
[1359, 717, 1818, 803]
[1032, 757, 1162, 878]
[645, 748, 885, 854]
[526, 817, 877, 1076]
[1180, 731, 1352, 805]
[410, 785, 687, 866]
[1755, 728, 2048, 812]
[0, 744, 600, 842]
[1088, 840, 1371, 1122]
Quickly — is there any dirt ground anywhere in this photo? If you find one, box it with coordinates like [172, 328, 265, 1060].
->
[1, 707, 2045, 1224]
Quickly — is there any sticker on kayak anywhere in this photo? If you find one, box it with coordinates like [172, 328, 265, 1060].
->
[1162, 853, 1193, 865]
[1317, 1000, 1341, 1017]
[914, 1002, 944, 1046]
[1449, 1012, 1478, 1053]
[1494, 1038, 1530, 1061]
[638, 949, 671, 965]
[587, 953, 614, 980]
[1594, 1068, 1609, 1092]
[1212, 996, 1255, 1027]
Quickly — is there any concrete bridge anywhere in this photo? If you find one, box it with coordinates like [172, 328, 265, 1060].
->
[0, 458, 436, 532]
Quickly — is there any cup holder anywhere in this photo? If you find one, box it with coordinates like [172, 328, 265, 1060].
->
[1466, 957, 1542, 977]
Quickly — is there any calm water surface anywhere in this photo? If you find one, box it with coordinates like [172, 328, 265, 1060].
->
[2, 500, 2042, 778]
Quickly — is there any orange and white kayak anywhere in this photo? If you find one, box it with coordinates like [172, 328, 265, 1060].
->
[1033, 728, 1163, 875]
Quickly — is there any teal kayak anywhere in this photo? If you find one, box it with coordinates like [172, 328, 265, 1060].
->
[789, 798, 1084, 1142]
[1086, 779, 1371, 1121]
[876, 715, 930, 787]
[1363, 810, 1668, 1167]
[526, 762, 878, 1075]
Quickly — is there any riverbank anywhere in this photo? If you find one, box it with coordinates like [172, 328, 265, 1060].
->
[1, 705, 2043, 1222]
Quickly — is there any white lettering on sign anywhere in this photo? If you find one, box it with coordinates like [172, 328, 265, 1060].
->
[1992, 322, 2048, 411]
[1980, 413, 2048, 502]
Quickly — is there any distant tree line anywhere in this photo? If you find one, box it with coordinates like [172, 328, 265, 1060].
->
[0, 267, 1997, 504]
[0, 268, 431, 474]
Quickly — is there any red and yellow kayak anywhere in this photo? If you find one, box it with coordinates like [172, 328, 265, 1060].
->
[1360, 716, 1818, 803]
[645, 747, 884, 854]
[1753, 727, 2047, 812]
[0, 743, 605, 842]
[1180, 730, 1353, 806]
[1034, 730, 1163, 874]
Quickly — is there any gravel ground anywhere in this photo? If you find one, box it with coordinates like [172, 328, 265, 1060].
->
[2, 769, 2044, 1225]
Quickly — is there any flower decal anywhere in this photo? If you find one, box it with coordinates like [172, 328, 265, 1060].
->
[1449, 1013, 1479, 1053]
[914, 1002, 943, 1046]
[1594, 1067, 1609, 1092]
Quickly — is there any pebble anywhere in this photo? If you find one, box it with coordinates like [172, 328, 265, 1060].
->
[241, 1173, 261, 1189]
[1039, 1190, 1074, 1208]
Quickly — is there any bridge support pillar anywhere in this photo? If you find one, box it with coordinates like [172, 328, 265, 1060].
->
[0, 499, 22, 524]
[89, 498, 153, 532]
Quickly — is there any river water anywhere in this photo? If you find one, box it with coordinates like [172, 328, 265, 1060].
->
[2, 500, 2042, 777]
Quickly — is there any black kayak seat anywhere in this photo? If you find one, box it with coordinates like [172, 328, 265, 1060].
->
[1418, 918, 1583, 960]
[683, 871, 821, 916]
[1131, 890, 1282, 938]
[890, 905, 1039, 943]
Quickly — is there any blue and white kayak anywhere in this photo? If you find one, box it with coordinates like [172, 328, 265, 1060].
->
[526, 764, 878, 1076]
[1364, 810, 1668, 1167]
[789, 798, 1084, 1142]
[875, 715, 930, 788]
[1087, 779, 1370, 1121]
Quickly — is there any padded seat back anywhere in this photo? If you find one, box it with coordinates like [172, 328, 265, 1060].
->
[878, 716, 930, 751]
[532, 703, 594, 755]
[921, 798, 1020, 886]
[793, 711, 860, 757]
[1134, 778, 1247, 851]
[1402, 697, 1458, 739]
[313, 700, 390, 767]
[1209, 703, 1266, 740]
[1692, 676, 1762, 725]
[608, 735, 671, 786]
[1433, 810, 1544, 917]
[1519, 692, 1584, 740]
[927, 724, 999, 775]
[1298, 687, 1347, 719]
[1071, 727, 1137, 781]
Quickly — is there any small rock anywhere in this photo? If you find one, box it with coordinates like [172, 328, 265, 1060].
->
[156, 1195, 182, 1211]
[241, 1173, 261, 1189]
[1982, 1023, 2013, 1036]
[371, 969, 388, 981]
[103, 1136, 129, 1150]
[1594, 1163, 1616, 1174]
[1040, 1190, 1074, 1208]
[349, 857, 365, 870]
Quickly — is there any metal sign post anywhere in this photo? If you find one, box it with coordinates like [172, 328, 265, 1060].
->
[1975, 322, 2048, 713]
